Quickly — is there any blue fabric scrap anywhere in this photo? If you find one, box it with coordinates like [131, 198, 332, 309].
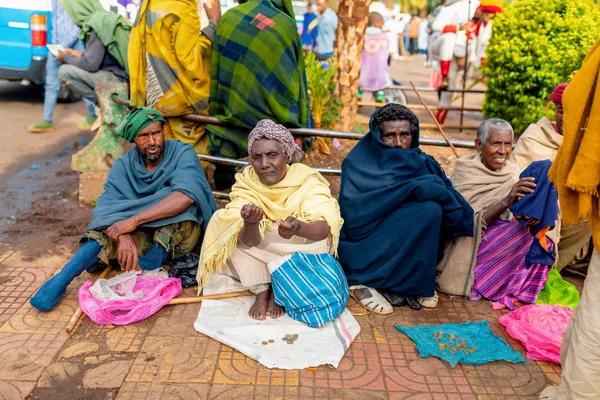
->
[395, 321, 525, 367]
[509, 160, 558, 268]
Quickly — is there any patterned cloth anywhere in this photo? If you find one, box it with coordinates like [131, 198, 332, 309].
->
[128, 0, 214, 154]
[248, 119, 303, 163]
[52, 0, 81, 48]
[207, 0, 313, 158]
[269, 253, 349, 328]
[471, 219, 552, 310]
[396, 321, 525, 367]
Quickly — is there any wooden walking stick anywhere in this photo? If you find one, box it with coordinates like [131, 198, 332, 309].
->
[409, 81, 460, 158]
[65, 265, 112, 334]
[166, 290, 254, 305]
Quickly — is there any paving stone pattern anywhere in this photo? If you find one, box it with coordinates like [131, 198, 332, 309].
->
[0, 275, 573, 400]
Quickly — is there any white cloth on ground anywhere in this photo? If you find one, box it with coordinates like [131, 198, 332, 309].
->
[193, 273, 360, 369]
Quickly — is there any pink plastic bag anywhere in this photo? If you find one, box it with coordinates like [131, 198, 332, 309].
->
[78, 275, 182, 325]
[498, 304, 573, 364]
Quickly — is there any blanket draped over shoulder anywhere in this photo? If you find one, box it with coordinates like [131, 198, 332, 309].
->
[128, 0, 212, 154]
[206, 0, 313, 158]
[198, 163, 342, 284]
[509, 117, 563, 171]
[60, 0, 131, 72]
[87, 140, 217, 232]
[338, 105, 473, 297]
[549, 38, 600, 250]
[436, 154, 520, 296]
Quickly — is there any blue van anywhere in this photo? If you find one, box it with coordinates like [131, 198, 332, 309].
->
[0, 0, 53, 84]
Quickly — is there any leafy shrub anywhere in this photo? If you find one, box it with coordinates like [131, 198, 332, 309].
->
[304, 52, 343, 130]
[482, 0, 600, 132]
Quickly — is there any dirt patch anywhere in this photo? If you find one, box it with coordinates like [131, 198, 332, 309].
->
[0, 141, 92, 261]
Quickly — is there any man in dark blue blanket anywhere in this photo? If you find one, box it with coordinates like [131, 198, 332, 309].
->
[338, 104, 473, 314]
[31, 106, 217, 311]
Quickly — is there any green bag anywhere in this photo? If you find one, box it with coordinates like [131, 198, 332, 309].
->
[536, 268, 580, 310]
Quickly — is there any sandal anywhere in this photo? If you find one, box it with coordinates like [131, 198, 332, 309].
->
[350, 285, 393, 314]
[418, 290, 439, 308]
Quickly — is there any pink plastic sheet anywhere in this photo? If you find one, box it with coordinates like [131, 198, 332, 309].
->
[78, 275, 182, 325]
[498, 304, 573, 364]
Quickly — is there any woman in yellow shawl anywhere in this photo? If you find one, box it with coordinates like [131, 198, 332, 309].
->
[198, 119, 343, 320]
[128, 0, 220, 154]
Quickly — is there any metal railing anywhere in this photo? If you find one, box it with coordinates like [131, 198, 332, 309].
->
[111, 94, 476, 149]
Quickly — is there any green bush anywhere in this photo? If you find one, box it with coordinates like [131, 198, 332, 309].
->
[304, 52, 342, 130]
[482, 0, 600, 133]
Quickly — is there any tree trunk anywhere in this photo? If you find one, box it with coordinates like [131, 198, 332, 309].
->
[335, 0, 371, 132]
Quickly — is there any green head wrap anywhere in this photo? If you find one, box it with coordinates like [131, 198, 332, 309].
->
[116, 107, 166, 142]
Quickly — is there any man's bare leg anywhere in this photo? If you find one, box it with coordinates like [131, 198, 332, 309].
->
[267, 290, 284, 318]
[249, 289, 270, 320]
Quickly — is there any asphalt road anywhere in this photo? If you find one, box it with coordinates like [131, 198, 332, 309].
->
[0, 80, 92, 179]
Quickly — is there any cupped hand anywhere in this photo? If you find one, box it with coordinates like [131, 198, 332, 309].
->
[117, 234, 139, 272]
[278, 216, 301, 239]
[241, 203, 264, 224]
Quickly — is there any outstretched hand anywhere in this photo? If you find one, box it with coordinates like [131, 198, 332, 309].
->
[278, 216, 302, 239]
[241, 204, 264, 225]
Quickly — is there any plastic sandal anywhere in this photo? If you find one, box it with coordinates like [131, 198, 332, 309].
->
[350, 285, 393, 314]
[418, 290, 439, 308]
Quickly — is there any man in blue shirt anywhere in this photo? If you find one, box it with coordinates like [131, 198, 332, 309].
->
[315, 0, 338, 60]
[301, 3, 319, 51]
[28, 0, 97, 133]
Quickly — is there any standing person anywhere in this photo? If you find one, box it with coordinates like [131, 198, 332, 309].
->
[358, 12, 392, 102]
[28, 0, 97, 133]
[207, 0, 313, 167]
[128, 0, 221, 156]
[57, 0, 131, 106]
[474, 0, 503, 69]
[418, 14, 429, 59]
[408, 16, 420, 55]
[383, 12, 404, 60]
[301, 3, 319, 51]
[538, 40, 600, 400]
[315, 0, 338, 60]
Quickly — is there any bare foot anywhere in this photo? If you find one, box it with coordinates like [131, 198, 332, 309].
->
[249, 290, 269, 320]
[267, 290, 285, 319]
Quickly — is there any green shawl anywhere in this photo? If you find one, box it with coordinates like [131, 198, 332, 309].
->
[60, 0, 132, 72]
[207, 0, 313, 158]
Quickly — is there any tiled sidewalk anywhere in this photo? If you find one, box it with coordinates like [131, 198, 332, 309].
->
[0, 265, 575, 400]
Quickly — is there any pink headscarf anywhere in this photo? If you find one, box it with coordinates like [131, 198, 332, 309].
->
[551, 83, 569, 105]
[248, 119, 304, 163]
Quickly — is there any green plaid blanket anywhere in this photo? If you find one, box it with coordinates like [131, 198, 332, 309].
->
[207, 0, 313, 158]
